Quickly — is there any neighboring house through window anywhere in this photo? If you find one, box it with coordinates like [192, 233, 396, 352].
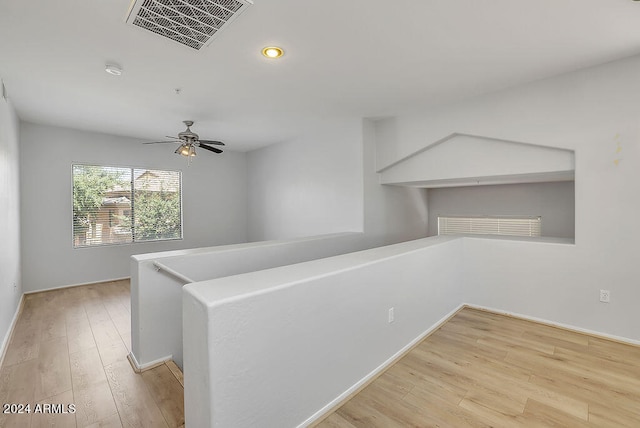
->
[72, 164, 182, 248]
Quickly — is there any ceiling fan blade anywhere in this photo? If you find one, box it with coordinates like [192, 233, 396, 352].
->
[143, 140, 181, 144]
[198, 144, 223, 154]
[166, 135, 181, 140]
[198, 139, 225, 146]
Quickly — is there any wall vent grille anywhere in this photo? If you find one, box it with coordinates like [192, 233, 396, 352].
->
[126, 0, 253, 50]
[438, 216, 542, 238]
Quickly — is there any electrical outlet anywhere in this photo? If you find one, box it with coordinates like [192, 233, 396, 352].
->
[388, 307, 395, 323]
[600, 289, 610, 303]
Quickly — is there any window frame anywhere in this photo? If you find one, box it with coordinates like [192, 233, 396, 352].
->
[71, 163, 183, 249]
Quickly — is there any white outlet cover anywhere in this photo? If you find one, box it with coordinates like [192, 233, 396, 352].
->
[599, 289, 610, 303]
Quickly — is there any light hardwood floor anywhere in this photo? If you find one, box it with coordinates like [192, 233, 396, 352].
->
[317, 307, 640, 427]
[0, 280, 184, 428]
[4, 286, 640, 428]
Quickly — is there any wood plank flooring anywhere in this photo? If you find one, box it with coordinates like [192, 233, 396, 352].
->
[316, 308, 640, 427]
[3, 284, 640, 427]
[0, 280, 184, 428]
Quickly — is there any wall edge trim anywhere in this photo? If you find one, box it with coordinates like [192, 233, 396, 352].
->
[127, 352, 173, 373]
[0, 294, 25, 369]
[465, 303, 640, 347]
[23, 277, 130, 295]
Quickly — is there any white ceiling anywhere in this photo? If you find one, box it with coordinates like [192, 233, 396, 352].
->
[2, 0, 640, 151]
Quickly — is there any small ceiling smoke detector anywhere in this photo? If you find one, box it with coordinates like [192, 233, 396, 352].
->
[261, 46, 284, 59]
[105, 64, 123, 76]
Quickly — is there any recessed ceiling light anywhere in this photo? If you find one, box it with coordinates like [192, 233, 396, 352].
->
[105, 64, 123, 76]
[261, 46, 284, 59]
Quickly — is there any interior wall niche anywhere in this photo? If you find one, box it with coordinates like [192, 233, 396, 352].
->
[426, 181, 575, 239]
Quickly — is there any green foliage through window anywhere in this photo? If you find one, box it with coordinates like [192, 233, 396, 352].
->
[72, 165, 182, 247]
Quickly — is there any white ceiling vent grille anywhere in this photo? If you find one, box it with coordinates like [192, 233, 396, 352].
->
[126, 0, 253, 50]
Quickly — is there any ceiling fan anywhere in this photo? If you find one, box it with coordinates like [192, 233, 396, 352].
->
[144, 120, 224, 158]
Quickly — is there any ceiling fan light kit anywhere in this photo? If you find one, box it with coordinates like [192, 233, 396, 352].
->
[175, 143, 196, 157]
[145, 120, 224, 162]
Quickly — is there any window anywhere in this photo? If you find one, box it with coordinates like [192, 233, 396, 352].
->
[73, 165, 182, 248]
[438, 215, 541, 237]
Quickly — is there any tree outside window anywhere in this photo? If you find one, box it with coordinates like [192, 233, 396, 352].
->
[72, 165, 182, 248]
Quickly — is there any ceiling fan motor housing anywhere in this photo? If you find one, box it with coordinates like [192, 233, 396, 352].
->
[179, 120, 198, 141]
[143, 120, 224, 157]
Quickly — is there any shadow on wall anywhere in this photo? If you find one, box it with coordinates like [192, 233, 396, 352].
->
[426, 181, 575, 239]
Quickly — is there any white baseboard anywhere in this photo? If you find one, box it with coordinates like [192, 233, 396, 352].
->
[0, 294, 25, 368]
[464, 303, 640, 347]
[301, 302, 640, 427]
[300, 303, 465, 427]
[23, 277, 130, 295]
[127, 352, 173, 373]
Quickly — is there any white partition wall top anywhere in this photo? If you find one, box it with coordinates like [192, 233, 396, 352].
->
[130, 232, 369, 369]
[183, 236, 465, 428]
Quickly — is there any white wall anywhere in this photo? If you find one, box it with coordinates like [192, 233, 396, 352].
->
[182, 231, 638, 428]
[462, 237, 639, 341]
[0, 94, 22, 357]
[362, 119, 429, 245]
[183, 236, 464, 428]
[379, 133, 575, 187]
[375, 53, 640, 337]
[247, 118, 429, 245]
[177, 55, 640, 427]
[427, 181, 575, 238]
[19, 122, 248, 292]
[246, 119, 363, 241]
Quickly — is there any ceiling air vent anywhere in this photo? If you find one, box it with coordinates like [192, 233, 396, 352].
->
[126, 0, 253, 50]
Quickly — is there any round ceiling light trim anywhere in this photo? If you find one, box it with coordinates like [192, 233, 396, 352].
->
[261, 46, 284, 59]
[105, 63, 123, 76]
